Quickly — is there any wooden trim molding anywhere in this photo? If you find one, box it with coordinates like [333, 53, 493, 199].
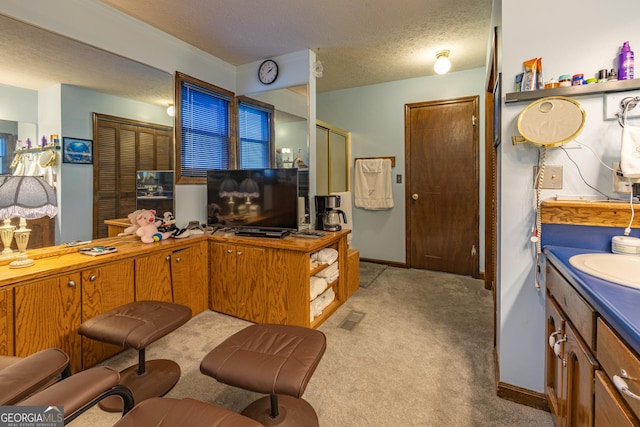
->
[497, 381, 550, 412]
[541, 200, 640, 228]
[494, 347, 550, 412]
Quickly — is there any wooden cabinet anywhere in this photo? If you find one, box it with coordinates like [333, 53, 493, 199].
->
[136, 242, 209, 316]
[210, 241, 266, 323]
[546, 259, 640, 427]
[0, 287, 13, 357]
[209, 231, 348, 328]
[13, 273, 82, 372]
[596, 318, 640, 426]
[81, 261, 135, 369]
[545, 262, 598, 427]
[171, 243, 209, 315]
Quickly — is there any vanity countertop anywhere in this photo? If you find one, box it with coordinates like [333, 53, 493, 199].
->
[544, 245, 640, 355]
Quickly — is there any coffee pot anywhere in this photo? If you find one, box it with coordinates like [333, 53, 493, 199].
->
[323, 209, 347, 231]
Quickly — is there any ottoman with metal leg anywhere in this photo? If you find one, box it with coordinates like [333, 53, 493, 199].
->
[78, 300, 192, 411]
[200, 323, 326, 426]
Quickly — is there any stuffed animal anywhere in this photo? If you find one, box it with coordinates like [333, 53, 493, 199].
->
[157, 211, 179, 234]
[135, 209, 174, 243]
[118, 209, 145, 236]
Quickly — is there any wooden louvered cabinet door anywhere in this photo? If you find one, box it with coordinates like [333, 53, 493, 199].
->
[92, 114, 173, 239]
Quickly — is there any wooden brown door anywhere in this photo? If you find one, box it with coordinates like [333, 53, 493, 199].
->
[405, 96, 479, 276]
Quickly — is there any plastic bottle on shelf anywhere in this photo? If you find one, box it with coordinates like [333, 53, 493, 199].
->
[618, 41, 634, 80]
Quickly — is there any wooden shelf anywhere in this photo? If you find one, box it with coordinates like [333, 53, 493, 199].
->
[505, 78, 640, 104]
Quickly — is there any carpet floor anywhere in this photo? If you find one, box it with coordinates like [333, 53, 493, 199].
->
[79, 264, 554, 426]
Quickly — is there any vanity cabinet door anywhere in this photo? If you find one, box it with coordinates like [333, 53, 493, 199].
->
[594, 370, 639, 427]
[14, 273, 82, 372]
[546, 295, 566, 427]
[564, 321, 598, 427]
[81, 261, 135, 369]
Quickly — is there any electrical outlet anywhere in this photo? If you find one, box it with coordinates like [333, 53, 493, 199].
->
[533, 165, 563, 189]
[612, 162, 640, 194]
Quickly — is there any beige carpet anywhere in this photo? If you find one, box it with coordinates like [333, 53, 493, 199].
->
[79, 266, 554, 426]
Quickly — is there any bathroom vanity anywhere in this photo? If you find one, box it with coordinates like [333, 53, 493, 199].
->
[542, 200, 640, 426]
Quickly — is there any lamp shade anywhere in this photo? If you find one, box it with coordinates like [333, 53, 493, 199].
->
[0, 176, 58, 220]
[219, 177, 239, 198]
[239, 178, 260, 199]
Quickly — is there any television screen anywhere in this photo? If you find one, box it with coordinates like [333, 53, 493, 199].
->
[207, 168, 299, 231]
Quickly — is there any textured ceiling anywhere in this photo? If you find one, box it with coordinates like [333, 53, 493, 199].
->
[101, 0, 493, 92]
[0, 0, 492, 107]
[0, 14, 173, 106]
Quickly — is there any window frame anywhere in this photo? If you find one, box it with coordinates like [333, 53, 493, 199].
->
[174, 72, 276, 185]
[236, 95, 275, 169]
[174, 71, 236, 185]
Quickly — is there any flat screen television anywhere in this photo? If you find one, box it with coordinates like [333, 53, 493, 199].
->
[207, 168, 299, 232]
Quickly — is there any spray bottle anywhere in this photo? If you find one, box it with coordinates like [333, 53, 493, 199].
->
[618, 41, 634, 80]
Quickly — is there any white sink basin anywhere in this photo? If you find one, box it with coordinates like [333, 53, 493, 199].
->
[569, 253, 640, 289]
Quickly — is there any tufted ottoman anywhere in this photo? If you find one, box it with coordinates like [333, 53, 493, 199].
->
[78, 300, 192, 412]
[200, 323, 326, 426]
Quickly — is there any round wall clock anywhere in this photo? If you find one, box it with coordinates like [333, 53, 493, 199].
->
[258, 59, 279, 85]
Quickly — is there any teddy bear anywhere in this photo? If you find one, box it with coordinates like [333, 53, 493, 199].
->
[135, 209, 174, 243]
[118, 209, 145, 236]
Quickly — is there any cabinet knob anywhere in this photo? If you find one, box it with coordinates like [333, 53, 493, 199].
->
[227, 249, 233, 254]
[68, 280, 76, 287]
[175, 257, 181, 263]
[166, 255, 171, 261]
[90, 275, 97, 282]
[237, 251, 242, 256]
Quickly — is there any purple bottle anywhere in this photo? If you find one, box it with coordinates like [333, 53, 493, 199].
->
[618, 41, 634, 80]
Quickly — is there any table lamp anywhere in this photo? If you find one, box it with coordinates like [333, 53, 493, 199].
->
[238, 177, 260, 216]
[0, 176, 58, 268]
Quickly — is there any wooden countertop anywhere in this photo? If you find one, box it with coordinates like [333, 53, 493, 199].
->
[0, 229, 350, 288]
[541, 199, 640, 227]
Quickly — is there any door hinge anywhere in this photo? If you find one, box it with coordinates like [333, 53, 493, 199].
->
[471, 245, 477, 257]
[472, 115, 477, 126]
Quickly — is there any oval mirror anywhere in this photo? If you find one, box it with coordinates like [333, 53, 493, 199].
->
[517, 96, 586, 147]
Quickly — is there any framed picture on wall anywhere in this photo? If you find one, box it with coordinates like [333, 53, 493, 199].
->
[62, 137, 93, 164]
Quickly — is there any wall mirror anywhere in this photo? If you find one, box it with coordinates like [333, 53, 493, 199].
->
[0, 13, 173, 247]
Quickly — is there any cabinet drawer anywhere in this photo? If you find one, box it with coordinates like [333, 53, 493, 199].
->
[595, 370, 640, 427]
[598, 318, 640, 421]
[546, 263, 596, 350]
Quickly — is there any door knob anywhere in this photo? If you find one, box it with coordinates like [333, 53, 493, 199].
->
[412, 193, 419, 200]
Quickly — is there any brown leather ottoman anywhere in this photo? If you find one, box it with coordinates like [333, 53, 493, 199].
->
[200, 324, 326, 426]
[78, 300, 192, 412]
[113, 397, 265, 427]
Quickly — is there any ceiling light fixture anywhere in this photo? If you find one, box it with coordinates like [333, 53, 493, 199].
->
[434, 50, 451, 75]
[166, 104, 175, 117]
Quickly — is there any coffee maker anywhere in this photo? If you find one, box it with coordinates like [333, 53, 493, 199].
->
[315, 195, 346, 231]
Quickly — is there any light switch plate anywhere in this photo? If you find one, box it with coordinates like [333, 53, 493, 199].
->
[533, 165, 563, 189]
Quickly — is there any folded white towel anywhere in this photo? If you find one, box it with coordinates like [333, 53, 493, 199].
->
[621, 125, 640, 178]
[310, 276, 328, 301]
[312, 248, 339, 265]
[310, 287, 336, 318]
[316, 262, 339, 279]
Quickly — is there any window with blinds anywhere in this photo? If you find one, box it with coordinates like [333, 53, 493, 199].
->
[238, 98, 273, 169]
[175, 73, 275, 184]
